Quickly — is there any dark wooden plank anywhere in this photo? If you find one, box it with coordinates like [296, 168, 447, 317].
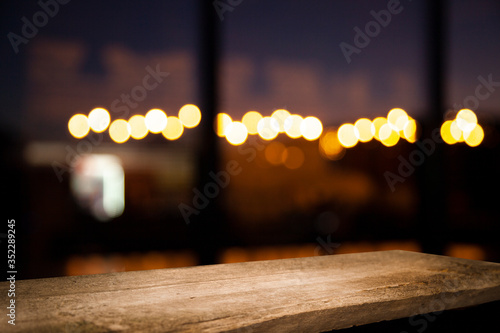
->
[1, 250, 500, 332]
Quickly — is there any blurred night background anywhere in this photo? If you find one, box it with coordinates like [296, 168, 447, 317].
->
[1, 0, 500, 280]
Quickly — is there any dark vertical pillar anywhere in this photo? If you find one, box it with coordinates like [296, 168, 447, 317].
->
[190, 0, 225, 265]
[418, 0, 448, 255]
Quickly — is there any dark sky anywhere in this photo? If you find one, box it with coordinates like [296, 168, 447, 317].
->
[1, 0, 500, 136]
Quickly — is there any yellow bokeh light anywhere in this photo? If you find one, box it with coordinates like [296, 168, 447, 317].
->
[264, 141, 286, 166]
[284, 114, 303, 139]
[68, 114, 90, 139]
[282, 146, 305, 170]
[372, 117, 387, 141]
[162, 116, 184, 140]
[450, 120, 464, 142]
[145, 109, 168, 133]
[403, 118, 418, 143]
[387, 108, 408, 131]
[215, 113, 232, 137]
[354, 118, 374, 142]
[242, 111, 263, 135]
[440, 120, 457, 145]
[257, 117, 279, 141]
[109, 119, 131, 144]
[271, 109, 291, 133]
[225, 121, 248, 145]
[456, 109, 477, 133]
[337, 123, 359, 148]
[464, 124, 484, 147]
[128, 115, 148, 140]
[300, 116, 323, 141]
[178, 104, 201, 128]
[88, 108, 111, 133]
[379, 123, 400, 147]
[319, 129, 345, 160]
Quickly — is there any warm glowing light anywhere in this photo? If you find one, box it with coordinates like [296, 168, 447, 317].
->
[319, 129, 345, 160]
[379, 123, 400, 147]
[372, 117, 387, 141]
[441, 109, 483, 146]
[284, 114, 303, 139]
[402, 118, 418, 142]
[387, 108, 408, 131]
[337, 123, 359, 148]
[109, 119, 131, 143]
[88, 108, 111, 133]
[271, 109, 291, 133]
[450, 120, 464, 142]
[300, 116, 323, 141]
[242, 111, 263, 135]
[162, 116, 184, 140]
[216, 113, 232, 137]
[354, 118, 374, 142]
[456, 109, 477, 133]
[440, 120, 457, 145]
[70, 155, 124, 221]
[264, 141, 286, 166]
[464, 124, 484, 147]
[257, 117, 279, 140]
[145, 109, 168, 133]
[178, 104, 201, 128]
[225, 121, 248, 145]
[68, 114, 90, 139]
[128, 115, 148, 140]
[282, 146, 305, 169]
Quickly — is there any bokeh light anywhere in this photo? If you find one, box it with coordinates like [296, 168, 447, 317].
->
[450, 120, 464, 142]
[337, 123, 359, 148]
[242, 111, 263, 135]
[128, 115, 148, 140]
[162, 116, 184, 140]
[372, 117, 387, 141]
[216, 113, 232, 137]
[387, 108, 408, 132]
[440, 120, 457, 145]
[284, 114, 303, 139]
[282, 146, 305, 169]
[441, 109, 484, 146]
[354, 118, 374, 142]
[68, 114, 90, 139]
[257, 117, 279, 140]
[456, 109, 477, 133]
[319, 129, 345, 160]
[88, 108, 111, 133]
[178, 104, 201, 128]
[145, 109, 168, 133]
[300, 116, 323, 141]
[402, 118, 418, 143]
[271, 109, 291, 133]
[464, 124, 484, 147]
[109, 119, 131, 144]
[264, 142, 286, 166]
[225, 121, 248, 145]
[379, 123, 400, 147]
